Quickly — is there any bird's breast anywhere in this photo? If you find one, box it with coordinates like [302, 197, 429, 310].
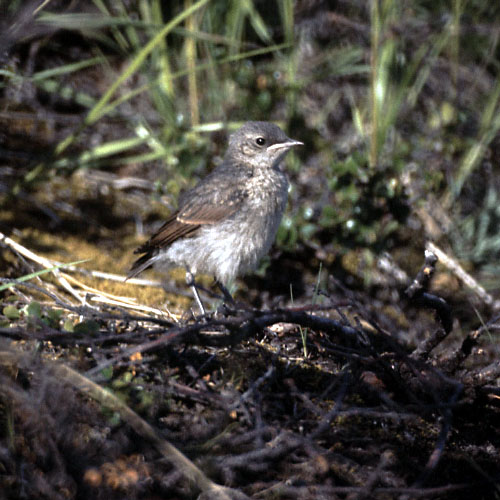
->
[246, 169, 289, 210]
[234, 169, 289, 253]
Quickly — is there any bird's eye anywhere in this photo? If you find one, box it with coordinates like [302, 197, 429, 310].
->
[255, 137, 266, 146]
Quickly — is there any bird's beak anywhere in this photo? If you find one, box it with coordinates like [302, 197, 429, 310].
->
[266, 139, 304, 152]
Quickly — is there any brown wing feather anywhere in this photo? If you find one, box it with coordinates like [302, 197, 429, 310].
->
[136, 212, 199, 251]
[177, 204, 240, 224]
[127, 204, 240, 279]
[128, 164, 249, 278]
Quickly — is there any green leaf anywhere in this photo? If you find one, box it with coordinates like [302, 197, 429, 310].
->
[3, 305, 20, 320]
[47, 308, 64, 323]
[112, 371, 134, 389]
[74, 320, 100, 335]
[63, 319, 75, 332]
[27, 302, 42, 318]
[107, 412, 122, 427]
[100, 366, 113, 381]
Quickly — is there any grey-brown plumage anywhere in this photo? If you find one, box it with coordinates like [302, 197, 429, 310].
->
[127, 121, 302, 307]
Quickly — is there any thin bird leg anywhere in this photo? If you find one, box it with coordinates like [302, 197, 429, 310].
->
[185, 270, 206, 315]
[216, 281, 236, 305]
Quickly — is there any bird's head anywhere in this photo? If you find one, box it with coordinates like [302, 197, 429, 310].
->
[226, 121, 303, 170]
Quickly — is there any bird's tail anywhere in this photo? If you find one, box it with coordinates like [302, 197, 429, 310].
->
[125, 253, 161, 281]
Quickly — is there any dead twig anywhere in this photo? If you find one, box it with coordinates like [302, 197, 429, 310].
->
[426, 241, 500, 310]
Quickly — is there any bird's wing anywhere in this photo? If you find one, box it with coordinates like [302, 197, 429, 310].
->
[141, 171, 248, 249]
[177, 181, 247, 224]
[127, 167, 248, 279]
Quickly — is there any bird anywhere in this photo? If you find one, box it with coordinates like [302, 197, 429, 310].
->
[127, 121, 303, 313]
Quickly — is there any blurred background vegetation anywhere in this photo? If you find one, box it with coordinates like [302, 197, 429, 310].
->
[1, 0, 499, 308]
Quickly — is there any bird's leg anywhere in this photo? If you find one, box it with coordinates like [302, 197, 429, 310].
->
[185, 270, 206, 315]
[216, 281, 236, 305]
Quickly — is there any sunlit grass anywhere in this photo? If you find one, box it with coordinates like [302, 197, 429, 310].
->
[3, 0, 500, 286]
[16, 0, 302, 187]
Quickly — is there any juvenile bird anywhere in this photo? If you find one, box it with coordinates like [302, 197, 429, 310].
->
[127, 121, 302, 312]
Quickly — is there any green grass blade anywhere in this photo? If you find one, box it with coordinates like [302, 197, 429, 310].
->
[450, 77, 500, 201]
[32, 57, 104, 81]
[51, 136, 148, 170]
[99, 42, 291, 118]
[0, 259, 90, 292]
[84, 0, 211, 127]
[243, 0, 272, 44]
